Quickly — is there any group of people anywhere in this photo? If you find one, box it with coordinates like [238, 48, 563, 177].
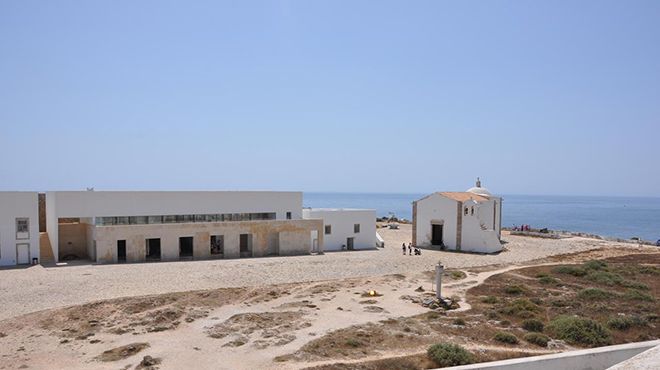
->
[402, 242, 421, 256]
[513, 224, 531, 231]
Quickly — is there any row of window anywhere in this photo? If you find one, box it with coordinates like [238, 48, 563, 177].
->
[95, 212, 280, 226]
[325, 224, 361, 235]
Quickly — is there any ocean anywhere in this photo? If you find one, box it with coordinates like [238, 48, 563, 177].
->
[303, 193, 660, 242]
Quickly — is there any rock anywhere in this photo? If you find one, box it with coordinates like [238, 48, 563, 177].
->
[415, 286, 425, 292]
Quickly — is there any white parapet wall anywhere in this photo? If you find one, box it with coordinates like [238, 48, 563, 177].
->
[303, 208, 376, 251]
[441, 340, 660, 370]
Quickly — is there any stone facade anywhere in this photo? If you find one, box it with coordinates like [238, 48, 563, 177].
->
[94, 219, 323, 264]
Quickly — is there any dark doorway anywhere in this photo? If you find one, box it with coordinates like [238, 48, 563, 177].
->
[240, 234, 252, 258]
[346, 237, 355, 251]
[146, 238, 161, 261]
[179, 236, 193, 258]
[117, 240, 126, 262]
[431, 224, 444, 246]
[210, 235, 224, 257]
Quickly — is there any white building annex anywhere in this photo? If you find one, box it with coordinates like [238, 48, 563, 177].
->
[0, 190, 377, 266]
[0, 192, 40, 266]
[412, 179, 503, 253]
[303, 208, 377, 251]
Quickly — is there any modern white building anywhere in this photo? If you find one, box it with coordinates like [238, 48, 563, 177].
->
[412, 179, 502, 253]
[303, 208, 377, 251]
[44, 191, 326, 264]
[0, 190, 378, 266]
[0, 192, 40, 266]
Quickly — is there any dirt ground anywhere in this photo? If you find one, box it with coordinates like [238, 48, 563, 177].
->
[0, 231, 657, 369]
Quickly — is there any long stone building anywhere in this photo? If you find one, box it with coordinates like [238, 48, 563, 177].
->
[0, 190, 376, 266]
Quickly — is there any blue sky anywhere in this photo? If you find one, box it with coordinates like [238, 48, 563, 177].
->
[1, 1, 659, 196]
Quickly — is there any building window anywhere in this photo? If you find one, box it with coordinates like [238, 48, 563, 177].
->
[471, 207, 474, 215]
[464, 207, 469, 216]
[16, 218, 29, 239]
[286, 212, 292, 220]
[325, 225, 332, 235]
[354, 224, 360, 233]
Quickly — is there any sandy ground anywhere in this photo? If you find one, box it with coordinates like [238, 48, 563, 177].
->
[0, 225, 646, 321]
[0, 226, 657, 370]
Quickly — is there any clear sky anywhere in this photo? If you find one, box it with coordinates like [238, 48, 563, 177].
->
[1, 1, 659, 196]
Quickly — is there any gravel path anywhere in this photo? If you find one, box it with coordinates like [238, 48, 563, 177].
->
[0, 225, 635, 321]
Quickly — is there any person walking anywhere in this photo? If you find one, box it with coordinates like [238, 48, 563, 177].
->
[402, 243, 406, 255]
[408, 243, 412, 255]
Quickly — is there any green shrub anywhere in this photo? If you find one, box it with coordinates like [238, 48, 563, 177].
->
[427, 343, 475, 367]
[584, 260, 608, 270]
[345, 338, 361, 347]
[620, 280, 650, 291]
[481, 296, 498, 304]
[624, 289, 655, 302]
[553, 266, 587, 277]
[538, 275, 559, 285]
[585, 271, 623, 286]
[577, 288, 613, 301]
[524, 333, 550, 347]
[504, 285, 526, 295]
[450, 271, 467, 280]
[493, 331, 519, 344]
[498, 298, 540, 318]
[547, 315, 611, 347]
[500, 320, 511, 326]
[522, 318, 545, 332]
[606, 316, 647, 331]
[638, 266, 660, 275]
[453, 318, 466, 326]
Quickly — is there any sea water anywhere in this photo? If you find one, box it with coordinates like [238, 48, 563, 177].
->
[303, 193, 660, 242]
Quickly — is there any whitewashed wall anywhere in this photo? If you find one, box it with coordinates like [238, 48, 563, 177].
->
[0, 192, 40, 266]
[303, 209, 376, 251]
[460, 199, 502, 253]
[414, 194, 459, 249]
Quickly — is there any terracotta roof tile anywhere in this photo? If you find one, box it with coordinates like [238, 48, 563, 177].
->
[438, 192, 488, 202]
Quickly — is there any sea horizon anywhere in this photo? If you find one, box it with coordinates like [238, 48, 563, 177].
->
[303, 192, 660, 242]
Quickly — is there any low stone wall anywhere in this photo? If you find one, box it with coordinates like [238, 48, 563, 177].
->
[442, 340, 660, 370]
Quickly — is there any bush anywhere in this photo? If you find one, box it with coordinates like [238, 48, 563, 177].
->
[624, 289, 655, 302]
[577, 288, 613, 301]
[524, 333, 550, 347]
[621, 280, 650, 291]
[498, 298, 540, 318]
[547, 316, 611, 347]
[345, 338, 361, 347]
[504, 285, 526, 295]
[606, 316, 647, 331]
[553, 266, 587, 277]
[494, 331, 519, 344]
[522, 318, 545, 332]
[538, 275, 559, 285]
[584, 260, 608, 270]
[427, 343, 475, 367]
[453, 318, 466, 326]
[585, 271, 623, 286]
[481, 296, 498, 304]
